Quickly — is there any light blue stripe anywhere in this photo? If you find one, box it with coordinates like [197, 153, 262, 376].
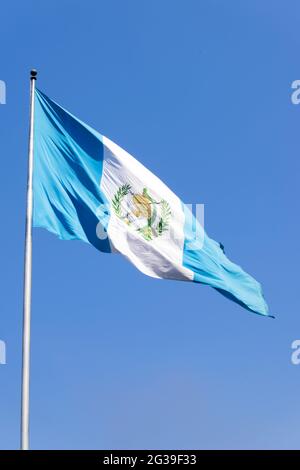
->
[33, 89, 111, 252]
[182, 203, 270, 317]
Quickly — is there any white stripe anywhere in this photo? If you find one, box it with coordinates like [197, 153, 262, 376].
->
[100, 136, 194, 281]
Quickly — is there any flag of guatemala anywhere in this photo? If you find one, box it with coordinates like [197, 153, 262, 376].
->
[33, 89, 270, 317]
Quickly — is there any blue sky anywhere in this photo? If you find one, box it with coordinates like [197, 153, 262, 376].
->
[0, 0, 299, 450]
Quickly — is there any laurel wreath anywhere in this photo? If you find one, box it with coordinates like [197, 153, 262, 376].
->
[112, 184, 171, 241]
[158, 200, 172, 236]
[111, 183, 132, 218]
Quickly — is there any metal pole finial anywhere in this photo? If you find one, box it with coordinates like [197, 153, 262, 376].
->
[30, 69, 37, 80]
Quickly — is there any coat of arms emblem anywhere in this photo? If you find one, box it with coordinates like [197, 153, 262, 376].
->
[111, 184, 172, 241]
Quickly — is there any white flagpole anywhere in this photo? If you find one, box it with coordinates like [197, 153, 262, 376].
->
[21, 69, 37, 450]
